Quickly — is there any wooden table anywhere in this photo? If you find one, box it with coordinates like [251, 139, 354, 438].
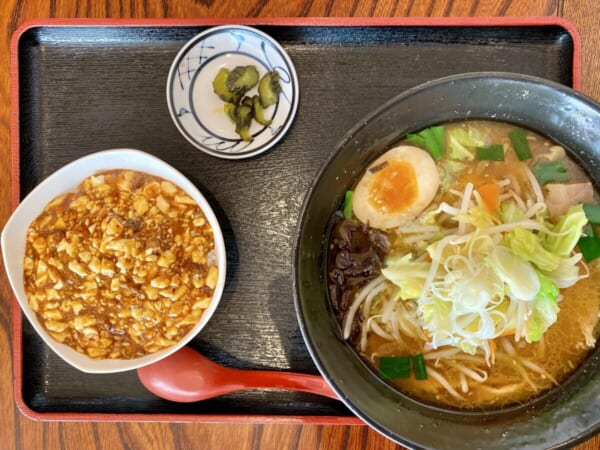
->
[1, 1, 600, 449]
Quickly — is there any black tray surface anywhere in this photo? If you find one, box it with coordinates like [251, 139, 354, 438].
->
[17, 23, 574, 417]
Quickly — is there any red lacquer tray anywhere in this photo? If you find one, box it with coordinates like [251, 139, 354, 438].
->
[10, 16, 580, 423]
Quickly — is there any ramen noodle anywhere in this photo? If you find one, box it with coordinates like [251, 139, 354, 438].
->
[328, 120, 600, 409]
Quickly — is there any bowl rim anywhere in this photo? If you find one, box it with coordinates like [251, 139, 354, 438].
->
[2, 148, 227, 373]
[165, 24, 300, 160]
[294, 71, 600, 449]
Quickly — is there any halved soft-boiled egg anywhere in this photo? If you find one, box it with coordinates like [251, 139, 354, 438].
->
[352, 145, 440, 230]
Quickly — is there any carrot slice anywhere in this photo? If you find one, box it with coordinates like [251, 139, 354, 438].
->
[479, 183, 500, 215]
[499, 328, 516, 338]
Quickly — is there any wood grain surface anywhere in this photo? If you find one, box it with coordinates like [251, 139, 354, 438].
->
[2, 1, 600, 449]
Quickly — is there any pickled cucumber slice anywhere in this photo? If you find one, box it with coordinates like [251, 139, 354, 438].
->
[258, 70, 281, 108]
[237, 126, 252, 142]
[224, 102, 236, 123]
[212, 68, 240, 103]
[253, 95, 272, 126]
[212, 65, 281, 141]
[226, 65, 259, 95]
[234, 104, 253, 141]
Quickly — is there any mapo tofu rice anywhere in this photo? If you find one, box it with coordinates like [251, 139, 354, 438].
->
[23, 169, 218, 359]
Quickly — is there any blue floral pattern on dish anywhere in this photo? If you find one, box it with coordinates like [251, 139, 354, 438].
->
[167, 25, 299, 160]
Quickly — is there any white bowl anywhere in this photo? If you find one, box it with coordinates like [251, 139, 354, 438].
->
[1, 149, 227, 373]
[166, 25, 299, 159]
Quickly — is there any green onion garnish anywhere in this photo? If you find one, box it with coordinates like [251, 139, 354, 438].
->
[509, 129, 532, 161]
[532, 160, 569, 186]
[476, 144, 505, 161]
[578, 225, 600, 263]
[583, 204, 600, 225]
[379, 356, 411, 379]
[412, 354, 428, 380]
[379, 354, 428, 380]
[343, 190, 353, 219]
[407, 125, 445, 160]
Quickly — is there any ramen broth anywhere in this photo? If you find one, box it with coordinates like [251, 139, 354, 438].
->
[328, 120, 600, 409]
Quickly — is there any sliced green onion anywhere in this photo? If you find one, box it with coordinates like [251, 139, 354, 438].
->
[406, 133, 426, 148]
[476, 144, 505, 161]
[532, 160, 569, 186]
[411, 354, 428, 380]
[583, 203, 600, 225]
[343, 190, 353, 219]
[509, 128, 532, 161]
[379, 356, 411, 379]
[407, 125, 445, 160]
[578, 234, 600, 262]
[578, 225, 600, 262]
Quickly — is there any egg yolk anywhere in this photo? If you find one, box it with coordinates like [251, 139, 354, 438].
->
[368, 160, 418, 214]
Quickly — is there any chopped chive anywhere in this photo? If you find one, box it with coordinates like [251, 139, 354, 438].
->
[407, 125, 445, 160]
[509, 129, 532, 161]
[578, 225, 600, 263]
[343, 190, 353, 219]
[412, 354, 428, 380]
[406, 133, 426, 148]
[532, 160, 569, 186]
[583, 203, 600, 225]
[379, 356, 411, 379]
[476, 144, 505, 161]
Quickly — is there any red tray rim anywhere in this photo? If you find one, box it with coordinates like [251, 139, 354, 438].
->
[9, 15, 581, 424]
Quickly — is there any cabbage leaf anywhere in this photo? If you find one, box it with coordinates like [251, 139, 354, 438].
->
[506, 227, 561, 272]
[439, 160, 468, 191]
[500, 199, 524, 223]
[447, 127, 485, 161]
[547, 253, 584, 288]
[524, 272, 560, 342]
[544, 204, 588, 257]
[457, 205, 496, 229]
[381, 253, 430, 299]
[486, 245, 540, 301]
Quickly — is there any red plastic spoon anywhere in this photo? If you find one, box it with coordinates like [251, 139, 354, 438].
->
[137, 346, 338, 402]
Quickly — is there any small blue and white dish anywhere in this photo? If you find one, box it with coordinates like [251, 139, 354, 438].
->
[167, 25, 299, 159]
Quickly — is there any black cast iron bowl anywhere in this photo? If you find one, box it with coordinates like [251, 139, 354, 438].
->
[293, 72, 600, 450]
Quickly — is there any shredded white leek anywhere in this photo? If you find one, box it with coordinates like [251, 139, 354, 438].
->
[378, 181, 589, 357]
